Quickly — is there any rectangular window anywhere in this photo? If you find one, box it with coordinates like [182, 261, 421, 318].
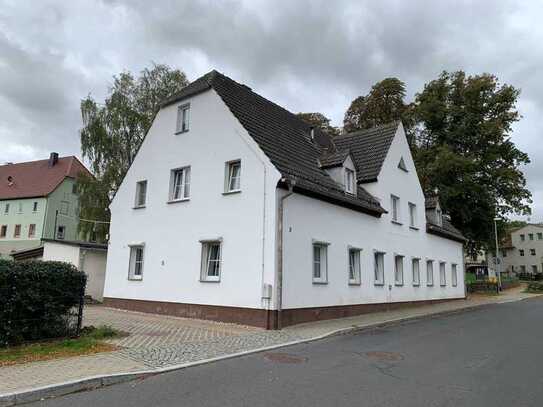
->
[128, 245, 144, 280]
[72, 184, 77, 194]
[60, 201, 69, 215]
[452, 264, 458, 287]
[391, 195, 400, 223]
[408, 202, 417, 228]
[225, 160, 241, 193]
[394, 255, 404, 286]
[4, 203, 9, 214]
[28, 224, 36, 238]
[502, 250, 507, 257]
[0, 225, 6, 238]
[312, 243, 328, 283]
[520, 265, 526, 273]
[170, 167, 191, 201]
[33, 202, 38, 212]
[426, 260, 434, 286]
[176, 104, 190, 133]
[348, 248, 361, 285]
[436, 208, 443, 226]
[14, 224, 21, 238]
[345, 168, 355, 194]
[532, 265, 538, 274]
[374, 251, 385, 285]
[529, 233, 534, 241]
[538, 233, 543, 240]
[520, 234, 525, 241]
[531, 249, 536, 256]
[439, 262, 446, 286]
[412, 258, 420, 286]
[135, 180, 147, 208]
[519, 249, 525, 256]
[201, 241, 222, 282]
[17, 203, 23, 214]
[57, 226, 65, 240]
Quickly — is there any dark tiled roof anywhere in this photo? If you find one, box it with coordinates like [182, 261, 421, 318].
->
[318, 149, 351, 169]
[426, 218, 466, 243]
[334, 122, 399, 182]
[164, 70, 385, 216]
[0, 156, 92, 200]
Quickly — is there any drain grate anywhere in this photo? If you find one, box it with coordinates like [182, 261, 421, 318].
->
[365, 351, 404, 361]
[263, 352, 308, 364]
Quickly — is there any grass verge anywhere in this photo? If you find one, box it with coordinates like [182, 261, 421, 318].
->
[0, 325, 127, 367]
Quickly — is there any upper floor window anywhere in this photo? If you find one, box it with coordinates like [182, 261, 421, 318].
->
[520, 234, 525, 241]
[201, 241, 222, 282]
[0, 225, 6, 238]
[391, 195, 400, 223]
[348, 248, 361, 285]
[176, 104, 190, 133]
[72, 184, 78, 194]
[33, 202, 38, 212]
[374, 251, 385, 285]
[17, 203, 23, 214]
[408, 202, 417, 228]
[530, 248, 536, 256]
[225, 160, 241, 193]
[520, 249, 525, 257]
[394, 255, 404, 286]
[14, 224, 21, 238]
[170, 167, 191, 201]
[312, 242, 328, 284]
[345, 168, 355, 195]
[128, 245, 144, 280]
[529, 233, 534, 241]
[436, 208, 443, 226]
[439, 262, 446, 286]
[28, 224, 36, 238]
[134, 180, 147, 208]
[4, 203, 9, 214]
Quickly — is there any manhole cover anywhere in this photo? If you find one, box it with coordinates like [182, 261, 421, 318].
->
[263, 352, 308, 364]
[365, 351, 403, 361]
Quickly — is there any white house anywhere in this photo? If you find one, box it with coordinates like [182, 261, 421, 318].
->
[500, 224, 543, 275]
[103, 70, 466, 328]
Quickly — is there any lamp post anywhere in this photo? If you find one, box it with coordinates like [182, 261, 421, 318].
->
[494, 217, 502, 291]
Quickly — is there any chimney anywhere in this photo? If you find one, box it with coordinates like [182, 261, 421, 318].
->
[48, 152, 59, 167]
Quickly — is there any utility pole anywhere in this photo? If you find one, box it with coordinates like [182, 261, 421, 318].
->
[494, 217, 502, 291]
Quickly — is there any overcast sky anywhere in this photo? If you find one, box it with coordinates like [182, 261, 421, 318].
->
[0, 0, 541, 221]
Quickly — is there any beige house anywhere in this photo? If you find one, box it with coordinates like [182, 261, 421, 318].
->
[501, 224, 543, 275]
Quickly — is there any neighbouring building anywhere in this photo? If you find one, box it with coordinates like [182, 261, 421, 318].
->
[103, 70, 466, 328]
[500, 224, 543, 275]
[0, 153, 91, 258]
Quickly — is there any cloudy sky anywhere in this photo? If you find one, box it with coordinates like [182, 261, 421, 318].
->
[0, 0, 541, 220]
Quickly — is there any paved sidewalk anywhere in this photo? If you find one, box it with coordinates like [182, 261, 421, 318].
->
[1, 286, 540, 398]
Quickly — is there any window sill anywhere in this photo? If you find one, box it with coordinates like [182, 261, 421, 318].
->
[427, 284, 434, 287]
[374, 281, 385, 286]
[167, 198, 190, 204]
[199, 279, 221, 283]
[409, 226, 419, 231]
[312, 280, 328, 285]
[222, 190, 241, 196]
[412, 283, 420, 287]
[133, 205, 146, 210]
[391, 220, 403, 226]
[128, 277, 143, 281]
[394, 283, 404, 287]
[174, 129, 189, 135]
[348, 281, 361, 286]
[440, 284, 447, 287]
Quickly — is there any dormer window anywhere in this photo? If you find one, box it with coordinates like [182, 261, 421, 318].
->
[436, 208, 443, 226]
[345, 168, 355, 194]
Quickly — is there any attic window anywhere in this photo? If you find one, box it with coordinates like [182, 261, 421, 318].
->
[398, 157, 408, 172]
[345, 168, 355, 195]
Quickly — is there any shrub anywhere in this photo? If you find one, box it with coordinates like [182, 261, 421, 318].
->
[0, 259, 87, 347]
[526, 281, 543, 293]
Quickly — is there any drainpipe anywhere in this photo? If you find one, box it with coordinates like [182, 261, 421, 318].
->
[276, 176, 296, 329]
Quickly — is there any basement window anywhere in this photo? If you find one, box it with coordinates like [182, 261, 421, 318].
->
[128, 245, 144, 280]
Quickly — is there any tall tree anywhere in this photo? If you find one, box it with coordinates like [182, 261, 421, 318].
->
[78, 64, 189, 241]
[344, 77, 412, 134]
[297, 112, 340, 137]
[412, 71, 531, 254]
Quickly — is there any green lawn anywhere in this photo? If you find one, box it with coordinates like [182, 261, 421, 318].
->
[0, 325, 126, 367]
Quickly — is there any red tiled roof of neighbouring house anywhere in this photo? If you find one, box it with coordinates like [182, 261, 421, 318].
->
[0, 155, 92, 200]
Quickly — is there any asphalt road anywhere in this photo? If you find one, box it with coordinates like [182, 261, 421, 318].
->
[33, 297, 543, 407]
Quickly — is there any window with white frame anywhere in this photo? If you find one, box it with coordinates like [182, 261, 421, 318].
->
[348, 248, 361, 285]
[176, 104, 190, 133]
[408, 202, 417, 228]
[17, 202, 23, 213]
[451, 264, 458, 287]
[345, 168, 355, 195]
[28, 224, 36, 238]
[14, 224, 21, 238]
[135, 180, 147, 208]
[412, 258, 420, 286]
[313, 243, 328, 283]
[439, 262, 446, 286]
[394, 255, 404, 285]
[436, 208, 443, 226]
[426, 260, 434, 286]
[128, 245, 144, 280]
[200, 241, 222, 282]
[374, 251, 385, 285]
[170, 167, 191, 201]
[0, 225, 6, 238]
[391, 195, 400, 223]
[225, 160, 241, 193]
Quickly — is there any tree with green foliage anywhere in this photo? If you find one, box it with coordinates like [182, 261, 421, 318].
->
[297, 112, 340, 137]
[78, 64, 189, 241]
[343, 77, 414, 135]
[411, 71, 531, 255]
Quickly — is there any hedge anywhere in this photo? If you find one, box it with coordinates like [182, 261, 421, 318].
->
[0, 259, 87, 347]
[526, 281, 543, 293]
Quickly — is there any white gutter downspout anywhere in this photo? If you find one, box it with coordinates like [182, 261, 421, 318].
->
[276, 177, 296, 330]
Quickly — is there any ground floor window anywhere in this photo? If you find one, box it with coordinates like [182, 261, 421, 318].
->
[394, 255, 404, 286]
[452, 263, 458, 287]
[348, 248, 361, 285]
[313, 243, 328, 284]
[426, 260, 434, 286]
[57, 225, 65, 240]
[201, 241, 222, 282]
[374, 251, 385, 285]
[532, 265, 538, 274]
[128, 245, 144, 280]
[439, 262, 446, 286]
[412, 258, 420, 286]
